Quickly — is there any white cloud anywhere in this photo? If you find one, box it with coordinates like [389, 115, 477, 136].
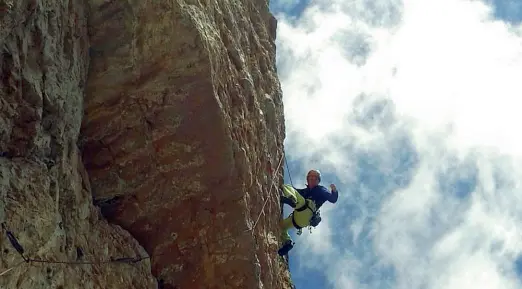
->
[274, 0, 522, 288]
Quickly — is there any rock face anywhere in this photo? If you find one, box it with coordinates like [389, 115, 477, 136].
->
[0, 0, 156, 288]
[82, 0, 291, 288]
[1, 0, 292, 288]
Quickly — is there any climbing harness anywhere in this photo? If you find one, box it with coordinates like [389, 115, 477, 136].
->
[291, 200, 322, 236]
[284, 155, 322, 235]
[296, 199, 321, 227]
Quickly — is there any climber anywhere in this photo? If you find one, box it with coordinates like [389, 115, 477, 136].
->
[278, 169, 339, 256]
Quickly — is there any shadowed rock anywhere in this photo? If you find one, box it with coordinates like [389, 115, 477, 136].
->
[0, 1, 156, 288]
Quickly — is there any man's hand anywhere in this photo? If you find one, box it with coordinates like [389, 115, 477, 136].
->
[330, 184, 337, 192]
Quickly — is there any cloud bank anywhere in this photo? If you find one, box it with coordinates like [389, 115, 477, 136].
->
[272, 0, 522, 288]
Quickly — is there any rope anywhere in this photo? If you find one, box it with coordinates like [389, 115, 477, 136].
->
[250, 152, 285, 234]
[26, 255, 154, 265]
[0, 256, 155, 278]
[0, 219, 164, 276]
[0, 230, 166, 277]
[284, 154, 294, 187]
[0, 152, 287, 276]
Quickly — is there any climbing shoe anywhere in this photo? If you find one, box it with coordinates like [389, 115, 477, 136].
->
[277, 240, 294, 256]
[280, 195, 296, 208]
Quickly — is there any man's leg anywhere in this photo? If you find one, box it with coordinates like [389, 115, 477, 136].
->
[292, 209, 313, 228]
[278, 185, 309, 256]
[278, 214, 296, 256]
[280, 184, 297, 207]
[280, 214, 294, 243]
[281, 184, 306, 209]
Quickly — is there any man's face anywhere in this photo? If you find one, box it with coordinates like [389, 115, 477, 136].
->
[307, 172, 320, 188]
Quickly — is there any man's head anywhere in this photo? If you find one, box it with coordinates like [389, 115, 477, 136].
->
[306, 169, 321, 188]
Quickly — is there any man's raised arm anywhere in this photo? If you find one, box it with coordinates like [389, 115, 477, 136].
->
[327, 184, 339, 203]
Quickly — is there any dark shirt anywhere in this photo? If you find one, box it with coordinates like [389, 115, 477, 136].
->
[294, 185, 338, 209]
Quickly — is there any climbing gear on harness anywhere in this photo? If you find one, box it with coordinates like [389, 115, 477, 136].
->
[291, 198, 322, 234]
[309, 210, 321, 227]
[297, 199, 321, 227]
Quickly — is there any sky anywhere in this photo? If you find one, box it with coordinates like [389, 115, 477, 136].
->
[268, 0, 522, 289]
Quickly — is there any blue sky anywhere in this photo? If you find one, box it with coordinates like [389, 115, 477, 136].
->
[269, 0, 522, 288]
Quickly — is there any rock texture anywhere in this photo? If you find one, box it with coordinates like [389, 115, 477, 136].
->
[0, 0, 156, 288]
[1, 0, 292, 288]
[82, 0, 291, 288]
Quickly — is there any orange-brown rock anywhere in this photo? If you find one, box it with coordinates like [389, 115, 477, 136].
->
[81, 1, 292, 289]
[0, 0, 156, 288]
[0, 0, 292, 288]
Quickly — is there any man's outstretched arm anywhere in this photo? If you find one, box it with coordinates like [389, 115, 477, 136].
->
[327, 184, 339, 203]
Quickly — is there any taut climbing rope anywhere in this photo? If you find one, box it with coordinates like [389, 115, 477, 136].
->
[284, 154, 294, 187]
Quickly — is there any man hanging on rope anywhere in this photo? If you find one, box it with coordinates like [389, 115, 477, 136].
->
[278, 169, 339, 256]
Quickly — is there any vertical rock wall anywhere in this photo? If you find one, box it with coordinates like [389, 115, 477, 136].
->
[0, 1, 156, 288]
[0, 0, 291, 288]
[82, 0, 291, 288]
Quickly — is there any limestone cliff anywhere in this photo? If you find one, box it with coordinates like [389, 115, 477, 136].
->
[0, 0, 292, 288]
